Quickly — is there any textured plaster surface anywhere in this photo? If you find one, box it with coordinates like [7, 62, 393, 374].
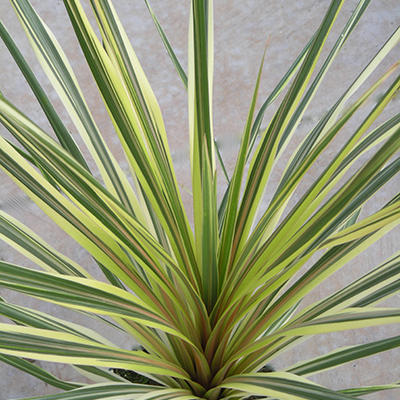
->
[0, 0, 399, 399]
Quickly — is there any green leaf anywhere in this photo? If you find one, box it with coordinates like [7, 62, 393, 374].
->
[340, 382, 400, 397]
[0, 110, 204, 333]
[143, 0, 188, 88]
[287, 335, 400, 377]
[232, 1, 345, 255]
[200, 141, 218, 311]
[227, 308, 400, 366]
[16, 382, 166, 400]
[0, 323, 190, 379]
[21, 385, 202, 400]
[0, 296, 115, 346]
[216, 49, 267, 292]
[0, 354, 83, 391]
[10, 0, 139, 215]
[275, 26, 400, 194]
[1, 0, 400, 397]
[63, 0, 199, 290]
[0, 210, 91, 278]
[274, 0, 372, 161]
[0, 262, 188, 339]
[0, 20, 89, 171]
[218, 372, 358, 400]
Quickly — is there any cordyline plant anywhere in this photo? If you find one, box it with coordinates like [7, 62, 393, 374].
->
[0, 0, 400, 399]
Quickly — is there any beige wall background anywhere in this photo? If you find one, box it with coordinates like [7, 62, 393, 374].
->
[0, 0, 399, 398]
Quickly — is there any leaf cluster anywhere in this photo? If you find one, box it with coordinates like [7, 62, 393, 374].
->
[0, 0, 400, 399]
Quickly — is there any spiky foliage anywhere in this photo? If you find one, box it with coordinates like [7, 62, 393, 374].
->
[0, 0, 400, 399]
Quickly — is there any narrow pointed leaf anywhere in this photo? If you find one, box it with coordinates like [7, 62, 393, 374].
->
[0, 323, 190, 379]
[0, 354, 83, 391]
[219, 372, 357, 400]
[287, 335, 400, 377]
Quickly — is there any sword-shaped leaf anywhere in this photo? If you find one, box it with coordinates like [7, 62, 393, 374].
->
[0, 354, 83, 391]
[17, 384, 200, 400]
[287, 335, 400, 376]
[0, 323, 190, 379]
[10, 0, 142, 217]
[62, 0, 199, 286]
[218, 372, 357, 400]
